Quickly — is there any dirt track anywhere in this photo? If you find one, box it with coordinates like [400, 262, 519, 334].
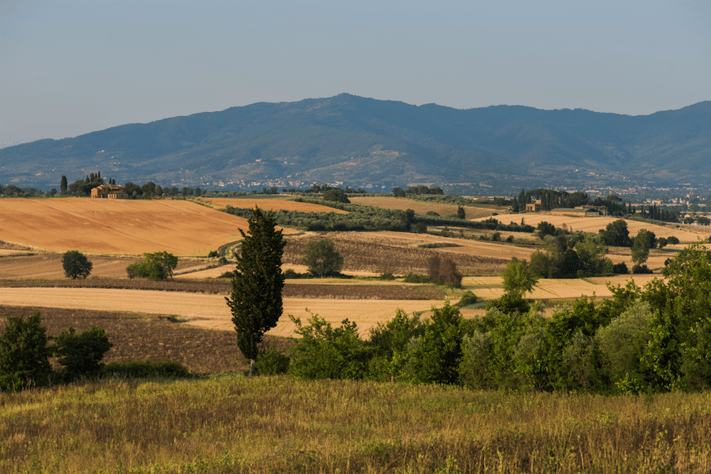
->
[0, 288, 445, 337]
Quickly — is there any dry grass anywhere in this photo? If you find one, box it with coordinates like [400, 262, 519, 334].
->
[2, 376, 710, 473]
[350, 195, 498, 218]
[197, 197, 349, 214]
[0, 198, 298, 256]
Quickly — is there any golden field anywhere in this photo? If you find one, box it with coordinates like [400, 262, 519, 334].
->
[349, 195, 499, 218]
[0, 198, 297, 256]
[196, 197, 348, 214]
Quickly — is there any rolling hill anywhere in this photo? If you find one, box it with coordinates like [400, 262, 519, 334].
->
[2, 94, 709, 193]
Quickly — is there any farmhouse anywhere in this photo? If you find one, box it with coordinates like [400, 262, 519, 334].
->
[91, 184, 128, 199]
[550, 206, 608, 217]
[525, 199, 542, 212]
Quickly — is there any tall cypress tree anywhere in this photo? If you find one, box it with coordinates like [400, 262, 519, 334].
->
[60, 176, 68, 195]
[226, 207, 285, 375]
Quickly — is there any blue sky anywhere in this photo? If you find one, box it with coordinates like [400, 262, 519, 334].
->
[1, 0, 709, 149]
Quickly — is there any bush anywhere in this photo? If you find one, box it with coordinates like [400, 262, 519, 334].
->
[51, 326, 112, 381]
[62, 250, 92, 279]
[612, 262, 629, 274]
[403, 273, 430, 284]
[0, 312, 53, 391]
[631, 264, 653, 274]
[127, 251, 178, 280]
[302, 239, 344, 277]
[454, 291, 478, 308]
[426, 254, 462, 288]
[323, 188, 350, 203]
[255, 348, 290, 375]
[101, 360, 195, 379]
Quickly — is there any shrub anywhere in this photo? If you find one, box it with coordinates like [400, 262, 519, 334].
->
[255, 348, 290, 375]
[454, 290, 478, 308]
[302, 239, 344, 277]
[506, 235, 515, 243]
[62, 250, 93, 279]
[426, 254, 462, 288]
[323, 188, 350, 203]
[403, 273, 430, 284]
[631, 264, 653, 274]
[101, 360, 195, 379]
[491, 232, 501, 242]
[612, 262, 629, 274]
[127, 251, 178, 280]
[0, 312, 53, 391]
[51, 326, 112, 381]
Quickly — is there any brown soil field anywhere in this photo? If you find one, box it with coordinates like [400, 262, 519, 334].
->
[0, 305, 251, 374]
[196, 197, 348, 214]
[349, 196, 499, 218]
[0, 288, 445, 337]
[483, 214, 710, 245]
[283, 231, 525, 276]
[0, 198, 297, 256]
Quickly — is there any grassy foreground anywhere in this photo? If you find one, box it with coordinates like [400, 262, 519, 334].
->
[2, 376, 711, 473]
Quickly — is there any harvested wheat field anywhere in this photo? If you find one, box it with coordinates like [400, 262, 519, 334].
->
[0, 198, 298, 256]
[284, 231, 531, 275]
[483, 214, 709, 245]
[0, 288, 445, 337]
[349, 196, 499, 219]
[463, 273, 659, 301]
[196, 197, 348, 214]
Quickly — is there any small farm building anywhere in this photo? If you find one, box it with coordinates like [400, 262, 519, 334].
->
[91, 184, 128, 199]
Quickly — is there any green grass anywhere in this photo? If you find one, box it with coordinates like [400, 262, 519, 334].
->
[2, 376, 711, 473]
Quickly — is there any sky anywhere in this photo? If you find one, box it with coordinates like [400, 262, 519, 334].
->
[1, 0, 709, 149]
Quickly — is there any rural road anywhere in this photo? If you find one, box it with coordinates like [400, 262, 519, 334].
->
[0, 288, 445, 337]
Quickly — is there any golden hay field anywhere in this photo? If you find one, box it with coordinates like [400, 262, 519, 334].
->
[486, 213, 710, 244]
[349, 196, 499, 218]
[0, 288, 444, 337]
[196, 197, 348, 214]
[0, 198, 298, 256]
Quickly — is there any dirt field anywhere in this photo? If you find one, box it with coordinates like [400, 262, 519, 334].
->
[0, 198, 299, 256]
[283, 231, 527, 276]
[196, 197, 348, 214]
[0, 288, 446, 337]
[349, 196, 499, 219]
[483, 214, 710, 245]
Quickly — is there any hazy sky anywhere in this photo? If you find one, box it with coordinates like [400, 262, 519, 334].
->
[1, 0, 709, 149]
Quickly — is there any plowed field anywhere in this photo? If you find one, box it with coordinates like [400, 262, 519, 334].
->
[197, 198, 348, 214]
[0, 198, 297, 256]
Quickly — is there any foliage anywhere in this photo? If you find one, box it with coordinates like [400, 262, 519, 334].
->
[51, 326, 113, 381]
[302, 238, 344, 277]
[426, 254, 462, 287]
[127, 251, 178, 280]
[322, 188, 350, 203]
[288, 314, 371, 380]
[536, 221, 556, 239]
[254, 347, 290, 375]
[502, 257, 538, 299]
[0, 312, 53, 391]
[62, 250, 93, 279]
[600, 219, 631, 247]
[227, 207, 286, 372]
[403, 272, 430, 283]
[631, 229, 656, 265]
[101, 360, 195, 379]
[454, 290, 478, 308]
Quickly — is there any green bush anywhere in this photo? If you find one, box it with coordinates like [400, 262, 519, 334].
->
[403, 273, 430, 283]
[454, 291, 478, 308]
[302, 239, 344, 277]
[127, 251, 178, 280]
[288, 315, 371, 380]
[51, 326, 113, 381]
[101, 360, 195, 379]
[255, 348, 290, 375]
[62, 250, 93, 279]
[0, 312, 53, 391]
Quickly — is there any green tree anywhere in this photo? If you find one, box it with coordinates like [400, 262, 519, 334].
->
[323, 188, 350, 203]
[502, 257, 538, 299]
[600, 219, 631, 247]
[631, 229, 655, 266]
[457, 205, 466, 219]
[127, 251, 178, 280]
[62, 250, 93, 279]
[302, 239, 344, 277]
[60, 175, 68, 195]
[226, 207, 286, 375]
[392, 187, 406, 198]
[536, 221, 556, 239]
[0, 312, 53, 391]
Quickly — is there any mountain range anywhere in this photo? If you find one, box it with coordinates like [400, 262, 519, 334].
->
[2, 93, 710, 194]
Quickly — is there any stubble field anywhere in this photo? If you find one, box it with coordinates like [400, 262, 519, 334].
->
[349, 195, 500, 218]
[0, 198, 301, 256]
[196, 197, 349, 214]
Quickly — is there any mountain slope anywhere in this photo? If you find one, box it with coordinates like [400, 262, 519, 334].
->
[2, 94, 710, 192]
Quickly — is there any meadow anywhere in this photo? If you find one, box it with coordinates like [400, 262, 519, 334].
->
[2, 376, 710, 473]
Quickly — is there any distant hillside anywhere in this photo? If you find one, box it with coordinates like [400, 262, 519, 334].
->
[2, 94, 710, 194]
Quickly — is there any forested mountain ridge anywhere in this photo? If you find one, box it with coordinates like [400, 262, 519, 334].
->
[2, 94, 709, 193]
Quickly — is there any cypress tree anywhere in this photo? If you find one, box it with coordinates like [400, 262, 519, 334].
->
[60, 176, 68, 195]
[226, 207, 285, 375]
